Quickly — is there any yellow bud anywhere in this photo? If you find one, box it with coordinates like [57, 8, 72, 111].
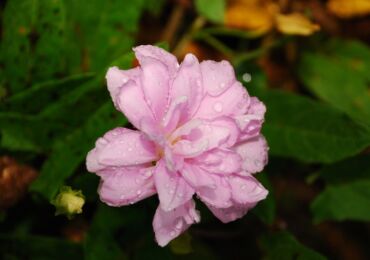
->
[327, 0, 370, 19]
[52, 186, 85, 219]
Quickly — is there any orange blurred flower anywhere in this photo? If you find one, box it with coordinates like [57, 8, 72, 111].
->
[327, 0, 370, 18]
[226, 0, 320, 36]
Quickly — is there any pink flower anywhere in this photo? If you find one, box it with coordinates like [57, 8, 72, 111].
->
[86, 45, 268, 246]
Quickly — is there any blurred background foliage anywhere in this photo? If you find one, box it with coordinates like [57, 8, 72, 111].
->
[0, 0, 370, 259]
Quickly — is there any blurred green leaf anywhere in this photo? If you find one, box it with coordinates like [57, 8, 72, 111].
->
[0, 113, 70, 152]
[30, 102, 127, 200]
[299, 39, 370, 129]
[311, 156, 370, 223]
[260, 231, 326, 260]
[0, 234, 83, 260]
[260, 90, 370, 163]
[84, 205, 126, 260]
[195, 0, 225, 24]
[316, 155, 370, 185]
[1, 0, 67, 93]
[1, 74, 94, 114]
[64, 0, 146, 71]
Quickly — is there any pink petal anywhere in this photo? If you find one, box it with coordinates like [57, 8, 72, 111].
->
[196, 149, 242, 175]
[106, 67, 141, 108]
[196, 174, 233, 208]
[194, 82, 249, 120]
[153, 200, 200, 247]
[139, 56, 170, 119]
[200, 60, 236, 96]
[172, 119, 235, 158]
[161, 95, 188, 134]
[116, 80, 155, 131]
[88, 128, 158, 169]
[181, 163, 216, 189]
[154, 160, 195, 211]
[229, 175, 268, 204]
[134, 45, 179, 76]
[206, 203, 255, 223]
[98, 166, 156, 207]
[171, 54, 204, 118]
[234, 135, 268, 174]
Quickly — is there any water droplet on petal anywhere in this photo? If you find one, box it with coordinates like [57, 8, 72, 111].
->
[136, 190, 142, 195]
[128, 147, 133, 152]
[120, 194, 125, 199]
[219, 82, 226, 89]
[213, 102, 223, 112]
[175, 220, 183, 230]
[240, 184, 246, 190]
[177, 192, 183, 198]
[135, 178, 141, 184]
[170, 231, 176, 237]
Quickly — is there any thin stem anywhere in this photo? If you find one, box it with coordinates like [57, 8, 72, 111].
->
[173, 16, 206, 57]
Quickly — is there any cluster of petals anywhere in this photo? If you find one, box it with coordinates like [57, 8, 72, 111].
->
[86, 45, 269, 246]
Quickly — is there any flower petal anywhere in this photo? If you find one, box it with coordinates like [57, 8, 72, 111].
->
[234, 135, 268, 174]
[172, 118, 239, 158]
[197, 174, 233, 208]
[153, 200, 200, 247]
[117, 80, 155, 131]
[154, 160, 195, 211]
[139, 56, 170, 119]
[196, 149, 242, 175]
[171, 54, 204, 118]
[98, 166, 156, 207]
[134, 45, 179, 76]
[194, 81, 249, 119]
[206, 202, 255, 223]
[229, 175, 268, 204]
[106, 67, 141, 108]
[87, 128, 158, 169]
[200, 60, 236, 96]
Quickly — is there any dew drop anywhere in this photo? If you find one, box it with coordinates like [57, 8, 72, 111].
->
[175, 220, 183, 230]
[240, 184, 246, 190]
[120, 194, 125, 199]
[219, 82, 226, 89]
[136, 190, 142, 195]
[168, 189, 175, 195]
[135, 178, 141, 184]
[128, 147, 133, 152]
[242, 72, 252, 83]
[213, 102, 223, 112]
[177, 192, 183, 198]
[170, 231, 176, 237]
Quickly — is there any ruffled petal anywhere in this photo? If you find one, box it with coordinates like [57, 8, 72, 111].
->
[194, 82, 249, 120]
[229, 175, 268, 204]
[195, 149, 242, 175]
[171, 118, 239, 158]
[197, 174, 233, 208]
[116, 80, 155, 131]
[87, 128, 158, 170]
[154, 160, 195, 211]
[134, 45, 179, 76]
[200, 60, 236, 96]
[139, 56, 170, 119]
[153, 199, 200, 247]
[98, 166, 156, 207]
[161, 95, 188, 134]
[171, 54, 204, 119]
[234, 135, 268, 174]
[106, 67, 141, 108]
[206, 202, 255, 223]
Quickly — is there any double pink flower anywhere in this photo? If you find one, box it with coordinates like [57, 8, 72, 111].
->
[86, 45, 268, 246]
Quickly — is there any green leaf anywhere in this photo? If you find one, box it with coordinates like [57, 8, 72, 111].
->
[260, 231, 327, 260]
[1, 74, 94, 114]
[0, 234, 83, 260]
[260, 90, 370, 163]
[0, 113, 70, 152]
[195, 0, 225, 24]
[311, 156, 370, 223]
[1, 0, 67, 93]
[64, 0, 146, 71]
[299, 39, 370, 129]
[252, 172, 276, 225]
[311, 180, 370, 223]
[30, 102, 127, 200]
[316, 155, 370, 185]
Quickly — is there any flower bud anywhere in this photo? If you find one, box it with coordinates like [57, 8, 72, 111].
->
[51, 186, 85, 219]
